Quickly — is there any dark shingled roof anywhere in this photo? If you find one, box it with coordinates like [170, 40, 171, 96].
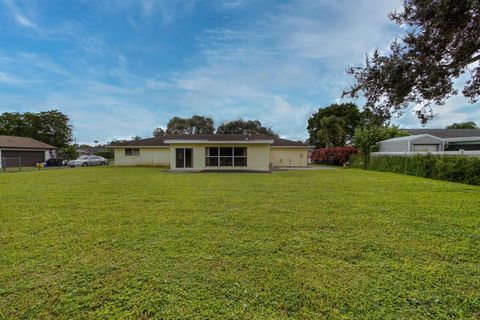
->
[110, 134, 308, 147]
[405, 129, 480, 139]
[0, 135, 56, 149]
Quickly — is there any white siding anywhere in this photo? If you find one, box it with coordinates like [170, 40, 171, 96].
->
[114, 148, 170, 166]
[378, 140, 410, 152]
[269, 148, 308, 167]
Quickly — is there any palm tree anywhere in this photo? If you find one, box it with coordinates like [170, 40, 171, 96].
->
[317, 116, 345, 147]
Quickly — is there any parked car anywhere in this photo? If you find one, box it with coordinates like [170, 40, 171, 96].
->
[45, 158, 64, 167]
[67, 155, 108, 167]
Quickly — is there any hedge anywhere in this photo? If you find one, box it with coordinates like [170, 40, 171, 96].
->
[350, 154, 480, 185]
[311, 146, 357, 166]
[93, 150, 114, 160]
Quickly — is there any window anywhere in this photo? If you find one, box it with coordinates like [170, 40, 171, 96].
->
[175, 148, 193, 168]
[125, 148, 140, 156]
[205, 147, 247, 167]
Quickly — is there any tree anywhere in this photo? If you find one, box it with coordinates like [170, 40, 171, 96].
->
[353, 124, 409, 155]
[446, 121, 478, 129]
[0, 110, 72, 147]
[153, 127, 165, 137]
[343, 0, 480, 123]
[216, 119, 278, 136]
[62, 145, 78, 160]
[307, 103, 360, 145]
[107, 136, 142, 145]
[316, 116, 345, 148]
[166, 115, 214, 134]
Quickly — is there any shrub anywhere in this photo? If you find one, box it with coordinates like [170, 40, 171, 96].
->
[311, 146, 357, 166]
[350, 154, 480, 186]
[94, 150, 114, 160]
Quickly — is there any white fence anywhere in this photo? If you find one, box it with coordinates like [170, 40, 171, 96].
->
[371, 150, 480, 157]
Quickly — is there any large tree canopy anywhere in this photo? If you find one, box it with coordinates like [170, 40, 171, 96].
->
[307, 103, 383, 146]
[446, 121, 478, 129]
[152, 127, 165, 137]
[307, 103, 361, 146]
[0, 110, 72, 147]
[166, 115, 214, 134]
[216, 119, 278, 136]
[344, 0, 480, 123]
[316, 116, 345, 148]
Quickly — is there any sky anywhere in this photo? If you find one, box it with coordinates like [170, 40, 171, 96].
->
[0, 0, 479, 144]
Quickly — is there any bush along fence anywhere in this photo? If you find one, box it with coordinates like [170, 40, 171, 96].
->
[311, 146, 357, 166]
[350, 154, 480, 186]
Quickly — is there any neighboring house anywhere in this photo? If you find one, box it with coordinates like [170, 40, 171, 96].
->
[0, 135, 56, 168]
[109, 134, 310, 171]
[378, 134, 445, 152]
[376, 129, 480, 154]
[405, 129, 480, 151]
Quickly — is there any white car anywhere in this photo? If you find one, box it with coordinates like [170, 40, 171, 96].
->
[68, 155, 108, 167]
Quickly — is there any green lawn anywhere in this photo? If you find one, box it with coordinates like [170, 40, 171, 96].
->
[1, 167, 479, 319]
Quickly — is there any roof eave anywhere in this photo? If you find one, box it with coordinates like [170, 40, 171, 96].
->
[164, 139, 275, 144]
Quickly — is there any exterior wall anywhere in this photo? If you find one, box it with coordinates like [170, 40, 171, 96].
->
[0, 148, 53, 168]
[45, 150, 53, 161]
[169, 143, 271, 171]
[113, 148, 170, 166]
[412, 136, 444, 151]
[379, 138, 444, 153]
[446, 140, 480, 151]
[246, 144, 270, 171]
[412, 144, 440, 152]
[270, 147, 308, 167]
[378, 140, 409, 152]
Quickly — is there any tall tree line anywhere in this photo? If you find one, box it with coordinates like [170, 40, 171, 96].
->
[0, 110, 72, 147]
[153, 115, 278, 137]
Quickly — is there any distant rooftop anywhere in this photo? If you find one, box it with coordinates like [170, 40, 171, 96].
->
[382, 134, 443, 142]
[405, 129, 480, 139]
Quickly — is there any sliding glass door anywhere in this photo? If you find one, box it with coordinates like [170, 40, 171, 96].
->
[175, 148, 193, 168]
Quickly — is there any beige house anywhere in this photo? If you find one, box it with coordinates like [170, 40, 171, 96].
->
[109, 134, 310, 171]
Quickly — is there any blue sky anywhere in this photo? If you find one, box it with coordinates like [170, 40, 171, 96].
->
[1, 0, 479, 144]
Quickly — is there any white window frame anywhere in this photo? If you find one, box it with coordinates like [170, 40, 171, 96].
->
[205, 147, 247, 167]
[175, 148, 193, 168]
[125, 148, 140, 156]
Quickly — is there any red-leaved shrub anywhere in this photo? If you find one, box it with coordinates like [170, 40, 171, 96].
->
[311, 146, 357, 166]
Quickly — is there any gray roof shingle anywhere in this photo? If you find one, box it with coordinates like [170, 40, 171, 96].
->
[405, 129, 480, 139]
[0, 135, 56, 149]
[110, 134, 308, 147]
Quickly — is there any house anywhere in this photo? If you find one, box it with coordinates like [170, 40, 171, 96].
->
[405, 129, 480, 151]
[378, 134, 445, 152]
[109, 134, 311, 171]
[376, 128, 480, 153]
[0, 135, 56, 168]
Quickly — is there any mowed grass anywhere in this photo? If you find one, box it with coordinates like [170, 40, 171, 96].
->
[0, 167, 479, 319]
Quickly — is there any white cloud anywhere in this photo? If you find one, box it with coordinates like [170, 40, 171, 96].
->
[0, 71, 28, 85]
[13, 13, 37, 29]
[157, 0, 405, 139]
[2, 0, 40, 30]
[2, 0, 477, 143]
